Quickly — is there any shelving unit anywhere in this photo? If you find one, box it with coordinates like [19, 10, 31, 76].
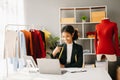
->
[59, 5, 107, 54]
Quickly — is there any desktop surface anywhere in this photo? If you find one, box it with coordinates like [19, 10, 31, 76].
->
[4, 68, 112, 80]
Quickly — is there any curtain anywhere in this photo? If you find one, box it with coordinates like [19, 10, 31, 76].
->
[0, 0, 25, 58]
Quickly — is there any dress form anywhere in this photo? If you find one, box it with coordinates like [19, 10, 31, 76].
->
[95, 18, 119, 62]
[97, 54, 116, 62]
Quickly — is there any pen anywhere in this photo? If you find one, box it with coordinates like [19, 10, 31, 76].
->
[70, 70, 87, 73]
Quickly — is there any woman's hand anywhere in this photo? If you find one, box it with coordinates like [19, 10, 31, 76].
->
[52, 46, 62, 57]
[60, 64, 65, 68]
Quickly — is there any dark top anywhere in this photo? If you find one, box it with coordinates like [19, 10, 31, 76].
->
[39, 30, 46, 49]
[51, 42, 83, 68]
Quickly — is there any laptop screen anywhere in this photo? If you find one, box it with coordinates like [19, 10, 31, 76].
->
[37, 59, 61, 75]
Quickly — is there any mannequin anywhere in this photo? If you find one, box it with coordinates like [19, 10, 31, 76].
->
[95, 18, 119, 62]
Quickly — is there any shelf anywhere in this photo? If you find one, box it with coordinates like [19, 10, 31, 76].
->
[60, 8, 74, 10]
[91, 6, 106, 9]
[83, 53, 96, 54]
[60, 6, 106, 10]
[60, 22, 99, 25]
[59, 6, 107, 56]
[83, 22, 100, 24]
[76, 8, 90, 10]
[78, 38, 95, 40]
[61, 38, 95, 40]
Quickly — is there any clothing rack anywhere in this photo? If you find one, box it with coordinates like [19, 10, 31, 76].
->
[4, 24, 34, 59]
[5, 24, 32, 31]
[5, 24, 44, 31]
[4, 24, 46, 59]
[4, 24, 46, 77]
[4, 24, 33, 77]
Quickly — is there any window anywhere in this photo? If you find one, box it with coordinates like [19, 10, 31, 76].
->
[0, 0, 25, 58]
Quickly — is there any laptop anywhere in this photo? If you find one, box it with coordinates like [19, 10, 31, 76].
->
[37, 58, 67, 75]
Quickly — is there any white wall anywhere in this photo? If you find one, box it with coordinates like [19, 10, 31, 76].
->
[24, 0, 120, 36]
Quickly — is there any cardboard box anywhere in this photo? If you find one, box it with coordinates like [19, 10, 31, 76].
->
[117, 67, 120, 80]
[96, 61, 108, 72]
[91, 11, 106, 22]
[61, 18, 75, 23]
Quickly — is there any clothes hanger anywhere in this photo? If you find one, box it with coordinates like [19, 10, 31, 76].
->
[5, 24, 31, 32]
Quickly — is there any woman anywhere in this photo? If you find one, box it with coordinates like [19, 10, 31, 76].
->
[51, 25, 83, 68]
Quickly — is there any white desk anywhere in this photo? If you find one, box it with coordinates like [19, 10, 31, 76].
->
[4, 68, 112, 80]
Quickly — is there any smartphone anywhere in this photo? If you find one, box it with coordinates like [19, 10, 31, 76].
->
[57, 44, 63, 47]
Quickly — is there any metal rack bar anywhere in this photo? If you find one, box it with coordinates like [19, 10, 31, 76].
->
[5, 24, 32, 31]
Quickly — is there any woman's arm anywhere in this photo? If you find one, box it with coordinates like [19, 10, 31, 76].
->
[50, 46, 62, 58]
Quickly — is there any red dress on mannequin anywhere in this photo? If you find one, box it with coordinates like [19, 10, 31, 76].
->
[95, 19, 119, 56]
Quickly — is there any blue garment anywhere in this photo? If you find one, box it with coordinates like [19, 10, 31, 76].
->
[18, 31, 27, 58]
[17, 31, 27, 69]
[11, 31, 27, 70]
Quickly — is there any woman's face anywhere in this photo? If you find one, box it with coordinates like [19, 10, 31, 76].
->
[62, 32, 73, 44]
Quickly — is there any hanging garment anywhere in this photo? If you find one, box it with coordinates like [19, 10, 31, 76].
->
[42, 29, 51, 43]
[30, 29, 46, 61]
[17, 31, 27, 68]
[36, 30, 46, 58]
[4, 30, 19, 71]
[39, 30, 46, 50]
[30, 30, 38, 60]
[95, 19, 119, 56]
[21, 30, 33, 56]
[18, 31, 27, 58]
[4, 30, 18, 58]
